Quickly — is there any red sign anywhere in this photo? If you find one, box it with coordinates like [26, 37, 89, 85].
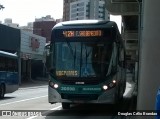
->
[30, 37, 40, 51]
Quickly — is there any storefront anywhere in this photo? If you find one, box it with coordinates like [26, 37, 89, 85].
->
[20, 30, 46, 81]
[0, 24, 46, 83]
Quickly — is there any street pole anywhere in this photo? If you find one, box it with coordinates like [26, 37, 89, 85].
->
[137, 1, 160, 119]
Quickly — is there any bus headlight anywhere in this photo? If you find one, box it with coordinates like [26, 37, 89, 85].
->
[49, 80, 59, 89]
[103, 85, 108, 90]
[54, 84, 59, 89]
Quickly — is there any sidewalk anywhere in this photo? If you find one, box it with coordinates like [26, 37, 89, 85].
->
[19, 78, 48, 88]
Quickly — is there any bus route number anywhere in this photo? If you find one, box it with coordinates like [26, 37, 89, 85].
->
[63, 30, 102, 37]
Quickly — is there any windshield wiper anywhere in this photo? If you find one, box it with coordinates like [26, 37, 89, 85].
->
[65, 39, 76, 68]
[85, 45, 92, 65]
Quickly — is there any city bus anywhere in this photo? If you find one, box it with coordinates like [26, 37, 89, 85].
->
[0, 50, 19, 99]
[47, 20, 126, 109]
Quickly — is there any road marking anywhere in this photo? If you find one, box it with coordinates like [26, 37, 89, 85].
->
[26, 105, 62, 119]
[19, 85, 48, 90]
[0, 95, 47, 106]
[50, 105, 62, 110]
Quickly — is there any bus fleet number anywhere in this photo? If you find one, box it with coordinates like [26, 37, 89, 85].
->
[61, 87, 75, 91]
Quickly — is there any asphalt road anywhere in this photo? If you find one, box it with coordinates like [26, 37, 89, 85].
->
[0, 76, 136, 119]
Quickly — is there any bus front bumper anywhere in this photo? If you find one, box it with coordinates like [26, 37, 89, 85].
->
[48, 86, 117, 104]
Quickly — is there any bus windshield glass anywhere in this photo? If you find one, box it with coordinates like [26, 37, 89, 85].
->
[55, 41, 112, 78]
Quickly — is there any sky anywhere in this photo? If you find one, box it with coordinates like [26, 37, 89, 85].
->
[0, 0, 63, 26]
[0, 0, 121, 29]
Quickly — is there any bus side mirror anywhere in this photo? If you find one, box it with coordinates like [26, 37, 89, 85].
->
[43, 43, 51, 72]
[49, 68, 55, 73]
[44, 43, 51, 56]
[49, 68, 56, 77]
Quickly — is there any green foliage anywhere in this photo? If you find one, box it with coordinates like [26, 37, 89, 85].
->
[0, 4, 5, 10]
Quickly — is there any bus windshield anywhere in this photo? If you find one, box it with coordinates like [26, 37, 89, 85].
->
[55, 41, 113, 78]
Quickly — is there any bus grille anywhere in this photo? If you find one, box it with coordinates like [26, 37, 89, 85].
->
[61, 94, 98, 100]
[60, 79, 100, 85]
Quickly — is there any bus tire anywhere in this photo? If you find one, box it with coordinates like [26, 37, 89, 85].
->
[62, 103, 70, 109]
[0, 84, 5, 99]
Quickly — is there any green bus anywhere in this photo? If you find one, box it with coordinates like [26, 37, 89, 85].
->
[47, 20, 126, 109]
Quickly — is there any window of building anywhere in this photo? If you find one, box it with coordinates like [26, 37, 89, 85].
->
[99, 13, 103, 17]
[71, 8, 77, 13]
[71, 4, 77, 9]
[99, 8, 104, 12]
[78, 2, 84, 7]
[71, 13, 77, 18]
[78, 17, 84, 20]
[78, 12, 84, 16]
[77, 7, 84, 12]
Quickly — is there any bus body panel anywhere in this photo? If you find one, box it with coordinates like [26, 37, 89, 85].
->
[5, 84, 19, 93]
[0, 71, 19, 93]
[0, 51, 19, 98]
[49, 86, 117, 104]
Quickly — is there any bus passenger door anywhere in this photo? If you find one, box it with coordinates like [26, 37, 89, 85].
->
[118, 46, 126, 94]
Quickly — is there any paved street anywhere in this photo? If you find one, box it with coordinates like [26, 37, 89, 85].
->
[0, 75, 136, 119]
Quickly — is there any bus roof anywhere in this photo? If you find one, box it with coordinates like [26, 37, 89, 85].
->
[54, 20, 117, 29]
[0, 50, 18, 59]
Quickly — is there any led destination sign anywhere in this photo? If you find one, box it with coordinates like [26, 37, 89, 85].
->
[63, 30, 102, 37]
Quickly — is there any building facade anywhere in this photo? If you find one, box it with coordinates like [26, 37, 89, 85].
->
[33, 15, 56, 43]
[0, 24, 46, 83]
[0, 24, 20, 53]
[3, 18, 19, 28]
[20, 30, 46, 80]
[20, 22, 33, 33]
[63, 0, 110, 21]
[63, 0, 77, 21]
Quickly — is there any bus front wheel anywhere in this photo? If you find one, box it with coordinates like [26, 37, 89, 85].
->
[62, 103, 70, 109]
[0, 84, 5, 99]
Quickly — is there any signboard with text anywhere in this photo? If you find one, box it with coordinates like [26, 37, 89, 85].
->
[20, 30, 46, 60]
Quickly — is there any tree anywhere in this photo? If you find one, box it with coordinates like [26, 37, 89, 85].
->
[0, 4, 4, 10]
